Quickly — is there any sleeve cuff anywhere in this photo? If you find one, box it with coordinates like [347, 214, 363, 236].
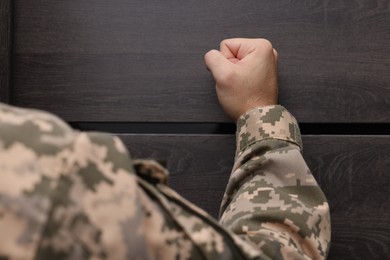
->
[236, 105, 302, 155]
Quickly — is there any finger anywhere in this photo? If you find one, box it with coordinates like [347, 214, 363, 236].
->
[220, 39, 237, 59]
[220, 38, 253, 60]
[221, 38, 259, 60]
[273, 48, 278, 62]
[228, 57, 240, 64]
[204, 49, 233, 79]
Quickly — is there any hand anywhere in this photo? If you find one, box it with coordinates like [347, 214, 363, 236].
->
[204, 38, 279, 121]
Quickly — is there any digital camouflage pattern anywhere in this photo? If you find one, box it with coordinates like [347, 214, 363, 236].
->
[0, 102, 330, 259]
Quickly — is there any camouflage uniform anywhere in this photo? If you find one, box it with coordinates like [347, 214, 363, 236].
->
[0, 102, 330, 259]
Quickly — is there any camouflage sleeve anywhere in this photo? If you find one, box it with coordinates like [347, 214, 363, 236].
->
[0, 102, 330, 260]
[219, 105, 331, 259]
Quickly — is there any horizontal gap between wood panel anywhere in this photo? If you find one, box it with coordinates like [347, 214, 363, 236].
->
[69, 122, 390, 135]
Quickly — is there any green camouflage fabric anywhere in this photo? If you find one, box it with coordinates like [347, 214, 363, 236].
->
[0, 102, 330, 259]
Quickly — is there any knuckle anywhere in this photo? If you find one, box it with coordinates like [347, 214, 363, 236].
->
[220, 39, 229, 48]
[257, 38, 273, 51]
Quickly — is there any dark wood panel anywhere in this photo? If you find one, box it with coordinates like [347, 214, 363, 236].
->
[118, 134, 390, 259]
[12, 0, 390, 122]
[303, 136, 390, 259]
[13, 53, 225, 122]
[0, 0, 11, 102]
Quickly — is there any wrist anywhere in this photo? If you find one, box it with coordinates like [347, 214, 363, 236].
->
[236, 103, 277, 124]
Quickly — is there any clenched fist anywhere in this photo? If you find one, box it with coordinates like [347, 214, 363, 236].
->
[204, 38, 279, 121]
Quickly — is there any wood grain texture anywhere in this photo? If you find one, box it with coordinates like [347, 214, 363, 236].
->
[118, 134, 390, 259]
[12, 0, 390, 122]
[0, 0, 11, 102]
[303, 136, 390, 259]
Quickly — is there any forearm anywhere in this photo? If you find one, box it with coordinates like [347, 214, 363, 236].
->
[219, 105, 331, 259]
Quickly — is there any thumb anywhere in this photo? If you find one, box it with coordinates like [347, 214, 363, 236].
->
[204, 49, 233, 80]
